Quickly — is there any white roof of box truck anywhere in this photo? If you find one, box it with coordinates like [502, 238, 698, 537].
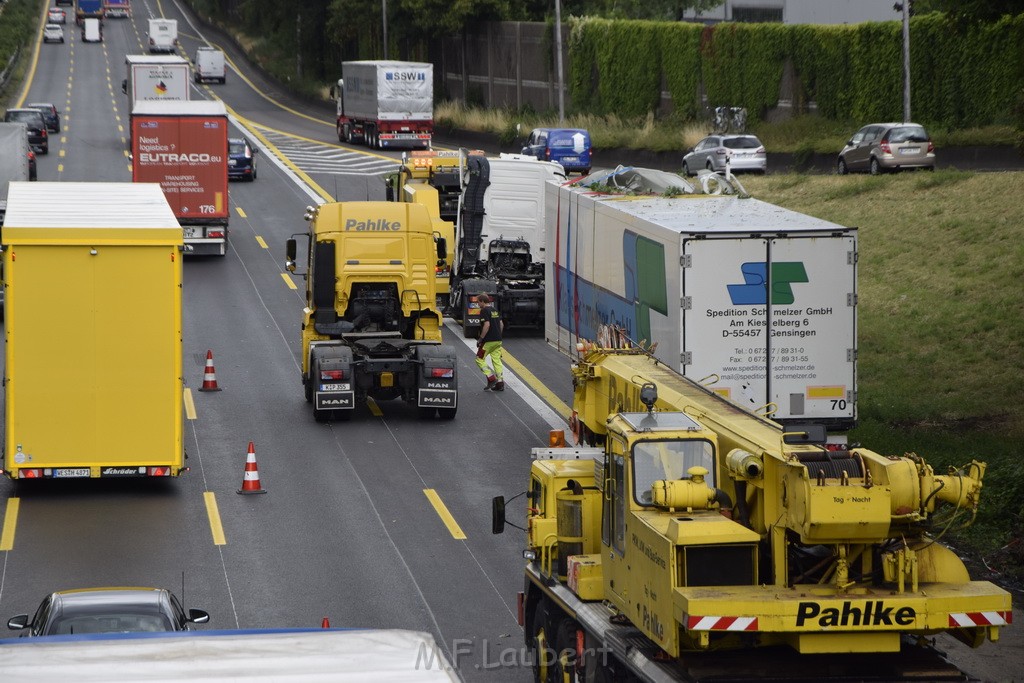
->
[1, 182, 180, 236]
[131, 100, 228, 117]
[126, 54, 188, 66]
[0, 628, 460, 681]
[569, 168, 849, 235]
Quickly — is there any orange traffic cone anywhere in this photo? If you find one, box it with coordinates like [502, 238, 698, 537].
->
[198, 350, 222, 391]
[321, 617, 330, 628]
[237, 441, 266, 495]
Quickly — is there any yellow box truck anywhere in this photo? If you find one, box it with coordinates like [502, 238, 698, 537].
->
[1, 182, 187, 480]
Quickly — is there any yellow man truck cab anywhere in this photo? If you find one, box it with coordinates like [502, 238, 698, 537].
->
[286, 201, 458, 421]
[2, 182, 186, 479]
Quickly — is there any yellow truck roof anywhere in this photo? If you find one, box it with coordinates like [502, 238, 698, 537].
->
[2, 182, 182, 245]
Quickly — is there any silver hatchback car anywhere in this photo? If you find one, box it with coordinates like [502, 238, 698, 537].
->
[682, 134, 767, 175]
[838, 122, 935, 175]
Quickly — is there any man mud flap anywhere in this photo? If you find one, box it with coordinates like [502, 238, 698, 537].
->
[415, 345, 458, 409]
[312, 344, 355, 411]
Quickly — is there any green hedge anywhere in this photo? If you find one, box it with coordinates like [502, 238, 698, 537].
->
[0, 0, 43, 98]
[567, 14, 1024, 128]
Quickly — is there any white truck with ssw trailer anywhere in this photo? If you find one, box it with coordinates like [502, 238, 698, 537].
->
[546, 167, 858, 435]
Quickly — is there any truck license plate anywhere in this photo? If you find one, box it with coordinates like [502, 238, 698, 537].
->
[183, 227, 201, 238]
[320, 383, 351, 391]
[53, 468, 90, 478]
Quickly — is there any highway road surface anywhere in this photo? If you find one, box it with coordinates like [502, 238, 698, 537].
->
[0, 1, 1018, 681]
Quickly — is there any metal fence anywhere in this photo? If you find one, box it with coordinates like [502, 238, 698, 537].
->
[438, 22, 572, 113]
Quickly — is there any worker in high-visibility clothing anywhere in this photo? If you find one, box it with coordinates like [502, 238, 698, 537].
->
[475, 293, 505, 391]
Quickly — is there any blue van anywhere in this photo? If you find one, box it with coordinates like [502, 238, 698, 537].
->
[521, 127, 592, 174]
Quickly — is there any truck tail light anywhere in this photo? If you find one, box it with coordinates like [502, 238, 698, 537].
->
[321, 369, 346, 381]
[147, 467, 171, 476]
[208, 230, 225, 239]
[431, 368, 454, 379]
[18, 469, 44, 479]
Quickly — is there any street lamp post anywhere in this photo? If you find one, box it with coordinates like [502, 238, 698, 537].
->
[554, 0, 565, 124]
[382, 0, 388, 60]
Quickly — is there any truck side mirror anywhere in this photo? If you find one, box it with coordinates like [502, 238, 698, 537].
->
[436, 237, 447, 259]
[285, 238, 297, 273]
[491, 496, 506, 535]
[121, 78, 127, 94]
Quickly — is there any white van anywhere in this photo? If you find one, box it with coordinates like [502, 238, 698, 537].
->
[148, 18, 178, 53]
[194, 47, 226, 84]
[82, 18, 102, 43]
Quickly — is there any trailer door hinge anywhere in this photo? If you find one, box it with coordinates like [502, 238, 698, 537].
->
[681, 351, 691, 366]
[847, 348, 857, 362]
[680, 254, 692, 268]
[847, 293, 857, 307]
[681, 296, 691, 310]
[848, 250, 858, 265]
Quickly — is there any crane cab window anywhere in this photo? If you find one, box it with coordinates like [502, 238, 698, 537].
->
[633, 439, 716, 506]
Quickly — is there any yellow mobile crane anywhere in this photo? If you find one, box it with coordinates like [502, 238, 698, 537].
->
[384, 150, 467, 310]
[493, 331, 1011, 681]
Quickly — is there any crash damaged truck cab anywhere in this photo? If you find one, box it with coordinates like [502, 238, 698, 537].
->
[286, 201, 457, 421]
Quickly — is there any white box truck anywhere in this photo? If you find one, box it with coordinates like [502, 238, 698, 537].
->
[0, 122, 31, 225]
[546, 167, 858, 432]
[332, 60, 433, 149]
[123, 55, 190, 109]
[147, 18, 177, 53]
[194, 46, 226, 84]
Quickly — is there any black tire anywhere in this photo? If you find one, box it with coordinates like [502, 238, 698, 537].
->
[220, 77, 226, 84]
[252, 164, 257, 181]
[344, 124, 353, 144]
[303, 375, 312, 403]
[682, 161, 690, 176]
[837, 158, 849, 175]
[551, 618, 578, 683]
[706, 160, 714, 172]
[337, 123, 345, 143]
[528, 600, 551, 683]
[438, 406, 457, 420]
[869, 157, 882, 175]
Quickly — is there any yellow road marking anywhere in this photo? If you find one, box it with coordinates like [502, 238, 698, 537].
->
[62, 136, 68, 144]
[423, 489, 467, 540]
[58, 164, 64, 172]
[281, 273, 297, 289]
[368, 398, 383, 417]
[117, 124, 123, 133]
[501, 350, 572, 420]
[250, 119, 394, 163]
[203, 492, 227, 546]
[123, 149, 130, 157]
[236, 207, 247, 218]
[255, 236, 268, 249]
[183, 387, 197, 420]
[59, 150, 66, 158]
[224, 109, 346, 202]
[0, 498, 20, 551]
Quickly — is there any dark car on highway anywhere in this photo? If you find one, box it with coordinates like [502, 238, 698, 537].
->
[7, 588, 209, 636]
[27, 103, 61, 133]
[3, 109, 48, 154]
[228, 137, 258, 181]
